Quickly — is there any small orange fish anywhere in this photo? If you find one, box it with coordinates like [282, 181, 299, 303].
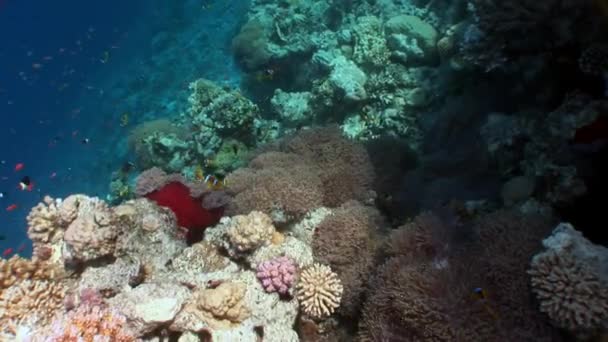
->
[473, 287, 499, 320]
[6, 204, 17, 211]
[16, 242, 26, 254]
[2, 248, 13, 257]
[14, 163, 24, 171]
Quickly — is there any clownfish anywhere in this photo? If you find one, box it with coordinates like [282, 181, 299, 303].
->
[195, 165, 226, 190]
[472, 287, 500, 320]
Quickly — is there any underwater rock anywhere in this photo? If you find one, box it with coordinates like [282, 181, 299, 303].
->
[328, 55, 368, 102]
[501, 175, 536, 207]
[385, 15, 438, 65]
[108, 282, 191, 336]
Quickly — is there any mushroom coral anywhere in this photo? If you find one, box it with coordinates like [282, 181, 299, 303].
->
[145, 182, 224, 243]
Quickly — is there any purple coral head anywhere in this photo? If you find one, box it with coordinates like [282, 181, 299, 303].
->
[256, 256, 296, 295]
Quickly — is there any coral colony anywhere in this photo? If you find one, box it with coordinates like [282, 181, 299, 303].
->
[2, 0, 608, 341]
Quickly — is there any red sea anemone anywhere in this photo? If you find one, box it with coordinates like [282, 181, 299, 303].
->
[145, 181, 224, 243]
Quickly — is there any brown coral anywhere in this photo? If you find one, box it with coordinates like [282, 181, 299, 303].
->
[226, 127, 375, 221]
[528, 223, 608, 338]
[312, 201, 383, 317]
[63, 197, 122, 262]
[358, 210, 562, 341]
[281, 127, 375, 207]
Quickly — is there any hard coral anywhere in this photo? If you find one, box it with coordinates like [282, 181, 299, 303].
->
[256, 256, 296, 295]
[0, 279, 67, 334]
[296, 263, 343, 319]
[528, 223, 608, 339]
[226, 211, 276, 254]
[42, 304, 136, 342]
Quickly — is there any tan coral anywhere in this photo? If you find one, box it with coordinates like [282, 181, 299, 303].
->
[172, 282, 251, 331]
[296, 263, 343, 319]
[172, 241, 229, 273]
[227, 211, 276, 253]
[26, 196, 64, 244]
[197, 282, 250, 328]
[63, 197, 121, 262]
[0, 255, 62, 293]
[0, 279, 67, 331]
[529, 250, 608, 334]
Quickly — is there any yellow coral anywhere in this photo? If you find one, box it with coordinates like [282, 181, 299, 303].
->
[227, 211, 276, 253]
[196, 282, 250, 329]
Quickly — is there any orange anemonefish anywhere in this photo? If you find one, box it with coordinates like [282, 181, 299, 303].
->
[472, 287, 500, 320]
[203, 174, 226, 190]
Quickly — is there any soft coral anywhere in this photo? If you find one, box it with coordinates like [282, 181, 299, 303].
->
[145, 181, 223, 243]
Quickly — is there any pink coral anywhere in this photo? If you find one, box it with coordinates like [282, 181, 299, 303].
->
[256, 256, 296, 295]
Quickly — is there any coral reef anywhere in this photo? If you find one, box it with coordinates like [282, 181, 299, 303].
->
[528, 222, 608, 339]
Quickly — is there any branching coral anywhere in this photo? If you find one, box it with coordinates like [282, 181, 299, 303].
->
[0, 279, 67, 334]
[0, 255, 62, 294]
[296, 263, 343, 319]
[528, 223, 608, 339]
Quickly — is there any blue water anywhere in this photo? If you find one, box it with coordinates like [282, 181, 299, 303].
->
[0, 0, 248, 256]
